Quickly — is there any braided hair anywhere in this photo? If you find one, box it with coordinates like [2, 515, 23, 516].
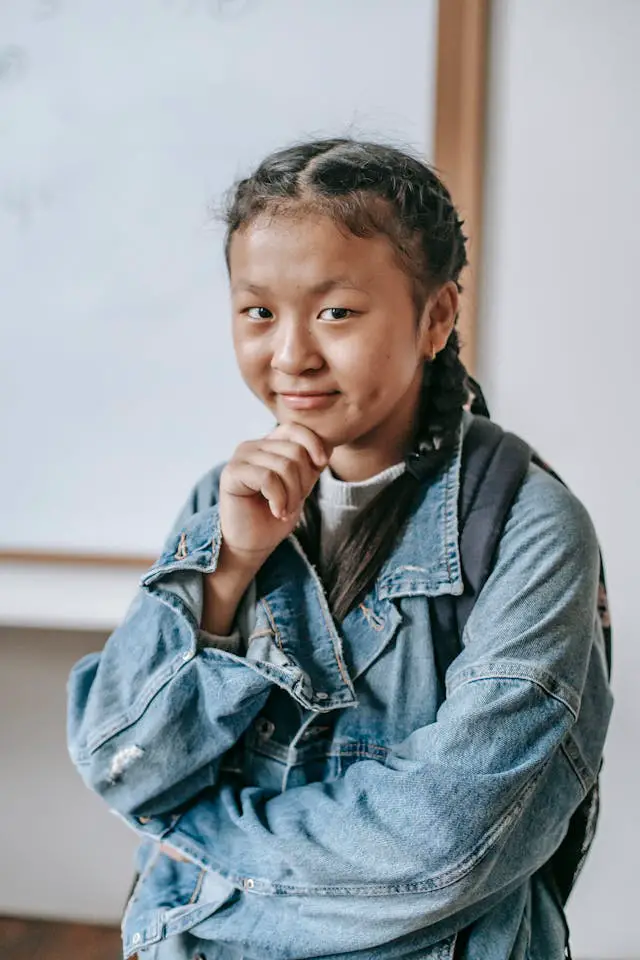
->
[224, 139, 469, 620]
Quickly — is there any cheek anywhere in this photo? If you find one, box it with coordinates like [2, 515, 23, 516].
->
[234, 336, 270, 387]
[341, 340, 415, 406]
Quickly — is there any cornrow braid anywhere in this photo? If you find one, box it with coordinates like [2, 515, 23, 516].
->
[322, 329, 467, 621]
[223, 138, 470, 620]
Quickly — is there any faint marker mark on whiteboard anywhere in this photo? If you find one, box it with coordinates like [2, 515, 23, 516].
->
[163, 0, 255, 18]
[213, 0, 254, 16]
[1, 184, 54, 227]
[0, 46, 28, 86]
[33, 0, 62, 19]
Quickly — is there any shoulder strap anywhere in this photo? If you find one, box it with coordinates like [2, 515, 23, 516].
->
[456, 418, 531, 634]
[430, 417, 531, 687]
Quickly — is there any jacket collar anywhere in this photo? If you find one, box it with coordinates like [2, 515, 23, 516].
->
[255, 418, 466, 705]
[375, 418, 465, 601]
[146, 416, 467, 607]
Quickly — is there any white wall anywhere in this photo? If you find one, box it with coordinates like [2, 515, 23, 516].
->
[480, 2, 640, 957]
[0, 626, 138, 923]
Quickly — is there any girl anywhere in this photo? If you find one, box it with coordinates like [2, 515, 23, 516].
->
[67, 139, 612, 960]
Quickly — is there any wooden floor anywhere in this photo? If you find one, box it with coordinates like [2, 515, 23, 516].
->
[0, 917, 122, 960]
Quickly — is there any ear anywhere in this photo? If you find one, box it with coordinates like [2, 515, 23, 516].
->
[418, 281, 459, 357]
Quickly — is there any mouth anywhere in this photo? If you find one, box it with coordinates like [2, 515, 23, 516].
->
[277, 391, 340, 411]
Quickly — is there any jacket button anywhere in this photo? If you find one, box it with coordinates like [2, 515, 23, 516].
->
[255, 717, 275, 740]
[244, 878, 255, 889]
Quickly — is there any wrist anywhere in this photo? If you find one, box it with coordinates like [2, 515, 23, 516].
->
[201, 542, 265, 637]
[215, 540, 269, 583]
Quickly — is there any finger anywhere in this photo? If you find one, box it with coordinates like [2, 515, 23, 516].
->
[225, 461, 290, 519]
[257, 466, 294, 520]
[256, 439, 320, 489]
[243, 449, 305, 515]
[269, 422, 332, 470]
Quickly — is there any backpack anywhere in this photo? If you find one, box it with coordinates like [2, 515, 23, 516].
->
[429, 406, 612, 952]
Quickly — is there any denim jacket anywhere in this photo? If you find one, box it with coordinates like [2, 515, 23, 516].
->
[67, 417, 613, 960]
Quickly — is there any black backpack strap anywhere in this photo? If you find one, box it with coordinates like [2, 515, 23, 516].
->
[430, 417, 531, 687]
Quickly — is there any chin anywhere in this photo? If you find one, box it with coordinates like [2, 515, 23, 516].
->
[276, 410, 348, 443]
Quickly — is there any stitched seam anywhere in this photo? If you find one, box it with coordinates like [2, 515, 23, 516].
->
[560, 743, 588, 794]
[189, 867, 206, 904]
[560, 733, 592, 793]
[247, 741, 389, 764]
[359, 603, 386, 632]
[446, 665, 580, 718]
[442, 424, 463, 583]
[260, 599, 284, 651]
[121, 845, 161, 934]
[289, 535, 353, 691]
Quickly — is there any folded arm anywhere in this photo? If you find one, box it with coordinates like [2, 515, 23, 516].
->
[125, 471, 613, 954]
[67, 498, 274, 814]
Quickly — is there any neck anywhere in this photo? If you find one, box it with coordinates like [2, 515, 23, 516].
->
[328, 368, 424, 482]
[328, 412, 417, 483]
[327, 448, 405, 483]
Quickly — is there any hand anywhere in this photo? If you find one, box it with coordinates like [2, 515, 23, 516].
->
[218, 423, 332, 568]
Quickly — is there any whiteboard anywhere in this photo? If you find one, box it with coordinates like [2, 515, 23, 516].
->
[0, 0, 438, 556]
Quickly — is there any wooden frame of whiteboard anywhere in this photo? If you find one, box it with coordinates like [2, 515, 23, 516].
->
[0, 0, 491, 570]
[435, 0, 490, 374]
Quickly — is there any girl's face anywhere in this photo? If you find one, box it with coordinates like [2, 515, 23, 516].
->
[229, 213, 457, 481]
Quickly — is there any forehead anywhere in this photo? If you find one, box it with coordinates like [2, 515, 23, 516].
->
[228, 214, 403, 289]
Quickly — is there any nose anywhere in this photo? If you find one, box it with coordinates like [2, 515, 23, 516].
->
[270, 315, 324, 376]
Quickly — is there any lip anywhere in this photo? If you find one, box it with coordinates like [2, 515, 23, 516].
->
[277, 391, 340, 410]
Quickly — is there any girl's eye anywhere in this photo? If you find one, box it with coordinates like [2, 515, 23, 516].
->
[318, 307, 354, 322]
[245, 307, 274, 321]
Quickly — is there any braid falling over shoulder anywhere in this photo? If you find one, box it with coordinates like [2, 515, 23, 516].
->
[321, 329, 468, 622]
[412, 328, 468, 471]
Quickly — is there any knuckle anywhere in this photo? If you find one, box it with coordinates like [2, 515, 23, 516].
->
[266, 469, 284, 491]
[293, 443, 310, 465]
[282, 458, 298, 481]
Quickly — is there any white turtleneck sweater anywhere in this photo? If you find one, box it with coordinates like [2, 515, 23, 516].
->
[316, 460, 406, 575]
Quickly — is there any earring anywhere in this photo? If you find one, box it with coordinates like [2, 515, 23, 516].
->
[431, 344, 437, 362]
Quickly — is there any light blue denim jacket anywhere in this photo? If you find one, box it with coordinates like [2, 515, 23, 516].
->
[67, 418, 613, 960]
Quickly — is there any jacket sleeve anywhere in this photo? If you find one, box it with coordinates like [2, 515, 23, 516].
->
[124, 470, 613, 954]
[67, 466, 276, 817]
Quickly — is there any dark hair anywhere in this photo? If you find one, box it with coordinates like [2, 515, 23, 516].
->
[224, 138, 469, 620]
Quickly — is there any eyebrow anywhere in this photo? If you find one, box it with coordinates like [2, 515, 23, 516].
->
[231, 278, 367, 296]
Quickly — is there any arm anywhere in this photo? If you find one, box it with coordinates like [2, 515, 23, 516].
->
[68, 426, 331, 819]
[66, 473, 274, 817]
[126, 469, 613, 954]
